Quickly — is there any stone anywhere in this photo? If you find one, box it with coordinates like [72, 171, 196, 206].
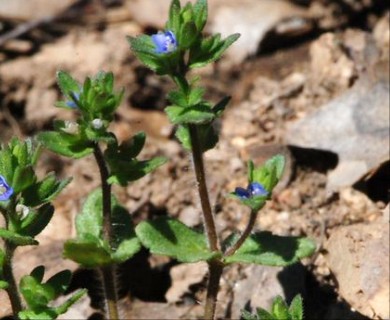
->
[326, 222, 390, 319]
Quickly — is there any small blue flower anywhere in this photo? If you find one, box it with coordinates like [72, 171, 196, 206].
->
[152, 30, 177, 54]
[66, 91, 80, 108]
[0, 175, 13, 201]
[234, 182, 268, 200]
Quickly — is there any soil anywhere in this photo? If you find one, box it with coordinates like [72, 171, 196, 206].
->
[0, 1, 389, 319]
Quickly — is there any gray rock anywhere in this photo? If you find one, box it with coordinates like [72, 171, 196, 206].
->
[286, 77, 390, 189]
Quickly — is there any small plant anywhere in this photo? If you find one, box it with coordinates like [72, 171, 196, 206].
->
[128, 0, 316, 319]
[0, 138, 85, 319]
[37, 71, 166, 319]
[241, 295, 304, 320]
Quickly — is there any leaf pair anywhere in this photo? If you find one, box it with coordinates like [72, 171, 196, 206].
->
[242, 295, 304, 320]
[104, 132, 167, 186]
[18, 266, 86, 320]
[136, 217, 316, 266]
[63, 190, 141, 268]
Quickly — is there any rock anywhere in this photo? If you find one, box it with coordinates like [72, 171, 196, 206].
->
[209, 0, 310, 64]
[286, 75, 390, 189]
[326, 222, 390, 319]
[0, 0, 77, 20]
[226, 264, 306, 319]
[165, 262, 208, 303]
[178, 206, 201, 227]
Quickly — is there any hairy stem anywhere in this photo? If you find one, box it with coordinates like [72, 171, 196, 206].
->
[225, 209, 258, 256]
[3, 242, 23, 319]
[93, 144, 113, 243]
[93, 144, 119, 319]
[188, 124, 219, 252]
[99, 266, 119, 320]
[204, 260, 224, 320]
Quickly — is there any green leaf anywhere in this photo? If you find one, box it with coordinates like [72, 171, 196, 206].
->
[19, 204, 54, 237]
[213, 96, 231, 116]
[0, 280, 8, 289]
[188, 86, 205, 106]
[168, 90, 188, 107]
[56, 71, 80, 99]
[0, 228, 38, 246]
[175, 125, 192, 150]
[37, 131, 93, 159]
[54, 289, 86, 316]
[252, 155, 285, 193]
[106, 132, 146, 161]
[30, 266, 45, 282]
[165, 104, 215, 124]
[11, 165, 36, 193]
[224, 232, 316, 266]
[289, 295, 304, 320]
[64, 190, 141, 266]
[241, 309, 259, 320]
[75, 189, 103, 239]
[228, 192, 268, 212]
[189, 33, 240, 68]
[20, 270, 53, 308]
[108, 156, 167, 186]
[46, 270, 71, 297]
[175, 123, 219, 152]
[19, 267, 82, 320]
[193, 0, 208, 32]
[23, 174, 71, 207]
[127, 35, 172, 74]
[136, 217, 220, 263]
[179, 21, 198, 49]
[272, 296, 290, 320]
[110, 204, 141, 263]
[63, 239, 112, 267]
[166, 0, 181, 33]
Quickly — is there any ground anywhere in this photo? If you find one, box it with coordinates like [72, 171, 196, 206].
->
[0, 0, 389, 319]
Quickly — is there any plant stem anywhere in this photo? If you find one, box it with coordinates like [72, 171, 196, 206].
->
[99, 266, 119, 320]
[93, 144, 113, 243]
[188, 125, 223, 320]
[3, 241, 23, 319]
[93, 143, 119, 320]
[225, 209, 258, 256]
[188, 124, 219, 252]
[204, 260, 224, 320]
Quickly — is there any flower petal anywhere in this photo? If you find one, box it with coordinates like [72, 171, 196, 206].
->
[0, 175, 14, 201]
[152, 31, 177, 54]
[248, 182, 268, 197]
[234, 187, 250, 199]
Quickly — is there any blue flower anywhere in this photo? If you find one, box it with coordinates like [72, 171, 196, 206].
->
[152, 30, 177, 54]
[66, 91, 80, 108]
[234, 182, 268, 200]
[0, 175, 13, 201]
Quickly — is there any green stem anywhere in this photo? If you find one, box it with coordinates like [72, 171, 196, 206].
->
[93, 144, 119, 320]
[188, 124, 219, 252]
[204, 260, 224, 320]
[3, 241, 23, 319]
[224, 209, 258, 256]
